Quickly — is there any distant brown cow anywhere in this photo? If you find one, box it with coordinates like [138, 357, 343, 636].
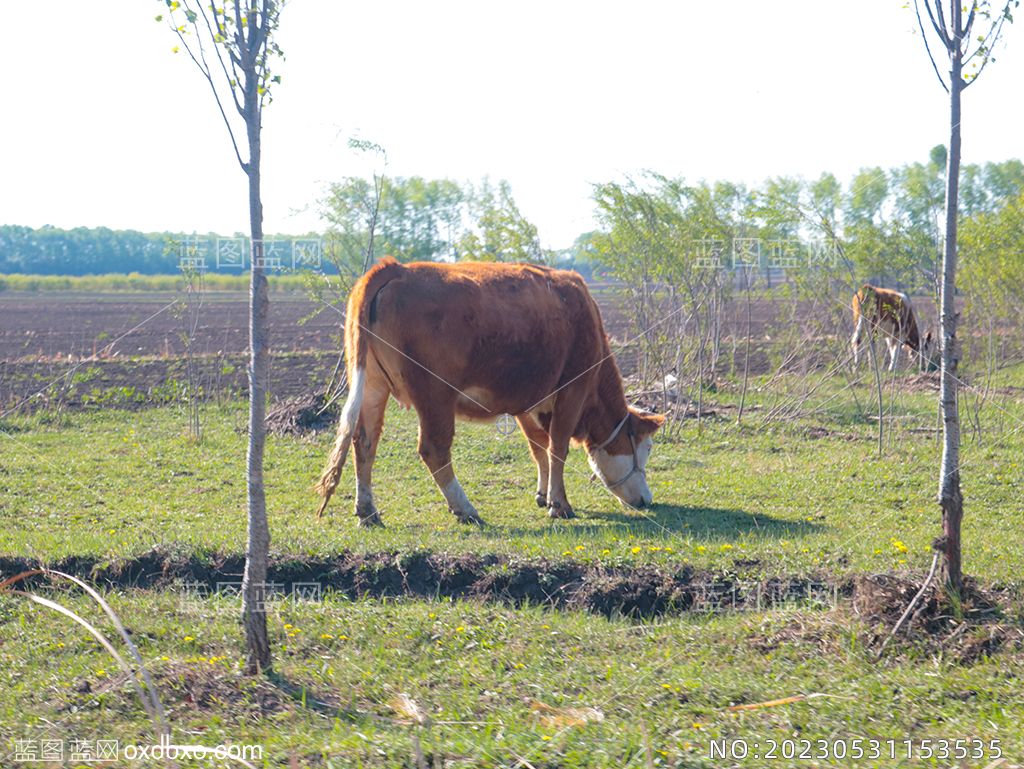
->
[315, 258, 665, 526]
[851, 284, 934, 371]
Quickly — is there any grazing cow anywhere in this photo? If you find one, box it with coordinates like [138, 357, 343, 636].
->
[851, 284, 934, 371]
[315, 258, 665, 526]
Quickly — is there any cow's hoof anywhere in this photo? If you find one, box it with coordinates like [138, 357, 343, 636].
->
[452, 507, 485, 526]
[535, 491, 547, 508]
[357, 514, 384, 528]
[547, 502, 575, 520]
[355, 503, 384, 528]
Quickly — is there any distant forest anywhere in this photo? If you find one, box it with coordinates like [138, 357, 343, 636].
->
[0, 225, 208, 275]
[3, 151, 1022, 281]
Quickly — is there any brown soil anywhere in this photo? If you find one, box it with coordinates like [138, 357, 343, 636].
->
[851, 572, 1024, 662]
[4, 550, 1019, 663]
[0, 548, 845, 620]
[0, 292, 342, 361]
[265, 391, 340, 436]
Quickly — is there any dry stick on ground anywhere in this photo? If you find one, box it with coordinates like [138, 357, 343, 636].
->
[864, 319, 885, 457]
[876, 552, 941, 660]
[180, 267, 205, 441]
[736, 266, 753, 425]
[0, 569, 172, 758]
[761, 343, 851, 424]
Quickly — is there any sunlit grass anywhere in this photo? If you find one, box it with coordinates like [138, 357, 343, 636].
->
[2, 589, 1021, 767]
[1, 367, 1022, 582]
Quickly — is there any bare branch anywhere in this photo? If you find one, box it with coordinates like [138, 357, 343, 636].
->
[197, 2, 244, 117]
[934, 0, 952, 45]
[963, 1, 978, 42]
[914, 0, 951, 92]
[167, 13, 248, 172]
[963, 7, 1011, 86]
[924, 0, 953, 47]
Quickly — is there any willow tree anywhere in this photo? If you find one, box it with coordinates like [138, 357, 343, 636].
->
[912, 0, 1017, 593]
[159, 0, 285, 671]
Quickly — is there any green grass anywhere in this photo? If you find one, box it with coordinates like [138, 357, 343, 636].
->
[1, 375, 1022, 581]
[1, 589, 1021, 767]
[3, 368, 1024, 766]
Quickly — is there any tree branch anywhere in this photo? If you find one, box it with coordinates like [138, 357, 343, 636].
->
[924, 0, 953, 47]
[963, 1, 978, 42]
[168, 14, 248, 173]
[197, 1, 245, 117]
[963, 10, 1010, 86]
[934, 0, 952, 45]
[915, 0, 951, 92]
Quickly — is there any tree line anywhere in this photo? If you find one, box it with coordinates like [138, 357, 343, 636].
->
[1, 150, 1020, 284]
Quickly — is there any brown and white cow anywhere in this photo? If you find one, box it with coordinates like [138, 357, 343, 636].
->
[315, 258, 665, 526]
[851, 284, 934, 371]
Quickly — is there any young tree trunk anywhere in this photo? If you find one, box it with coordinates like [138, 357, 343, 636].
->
[241, 84, 272, 673]
[937, 39, 964, 594]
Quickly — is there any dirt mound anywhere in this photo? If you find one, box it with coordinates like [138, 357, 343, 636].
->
[901, 372, 943, 392]
[852, 573, 1024, 662]
[1, 548, 838, 621]
[265, 391, 339, 436]
[5, 550, 1021, 663]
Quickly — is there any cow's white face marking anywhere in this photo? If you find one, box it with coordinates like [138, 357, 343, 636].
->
[587, 436, 654, 508]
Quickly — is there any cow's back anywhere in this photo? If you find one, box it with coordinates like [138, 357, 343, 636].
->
[365, 262, 606, 417]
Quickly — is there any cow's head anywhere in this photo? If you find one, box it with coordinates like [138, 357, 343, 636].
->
[587, 407, 665, 508]
[919, 331, 938, 372]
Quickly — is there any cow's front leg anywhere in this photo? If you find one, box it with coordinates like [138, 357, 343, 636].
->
[516, 414, 550, 508]
[886, 338, 901, 371]
[417, 411, 483, 525]
[545, 401, 585, 520]
[545, 436, 575, 519]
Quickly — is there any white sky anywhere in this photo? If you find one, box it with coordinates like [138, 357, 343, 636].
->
[2, 1, 1021, 250]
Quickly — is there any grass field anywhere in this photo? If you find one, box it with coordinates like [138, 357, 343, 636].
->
[2, 366, 1024, 767]
[2, 376, 1022, 579]
[2, 589, 1021, 768]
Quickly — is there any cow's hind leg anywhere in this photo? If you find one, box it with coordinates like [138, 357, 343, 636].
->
[516, 414, 550, 508]
[352, 379, 390, 527]
[417, 409, 483, 525]
[851, 315, 865, 365]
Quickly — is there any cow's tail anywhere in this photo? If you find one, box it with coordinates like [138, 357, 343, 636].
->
[315, 258, 404, 516]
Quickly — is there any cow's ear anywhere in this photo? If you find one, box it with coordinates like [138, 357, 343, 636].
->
[629, 408, 665, 439]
